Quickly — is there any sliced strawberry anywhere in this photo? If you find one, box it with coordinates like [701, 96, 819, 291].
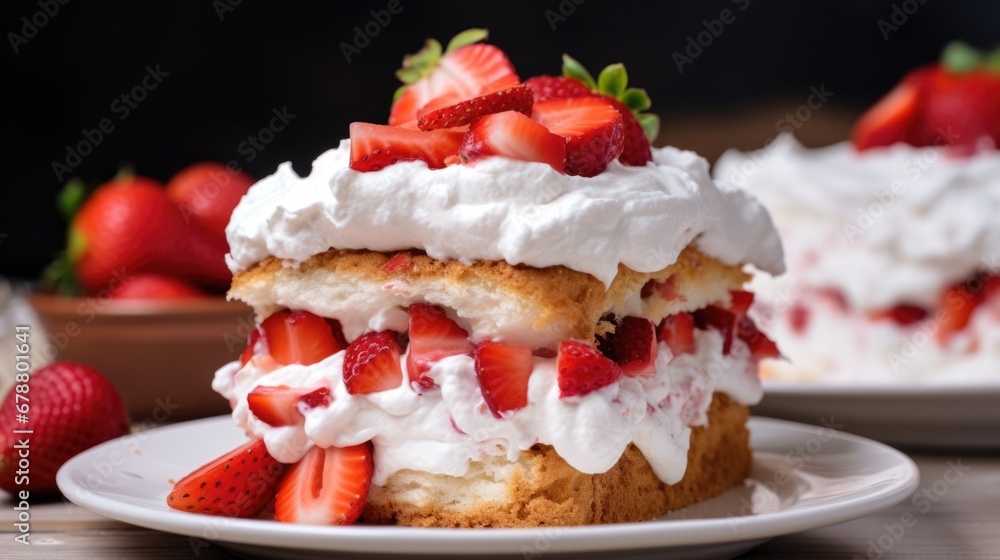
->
[735, 317, 781, 360]
[248, 385, 332, 427]
[259, 310, 344, 366]
[556, 340, 623, 398]
[349, 123, 463, 172]
[406, 304, 473, 391]
[390, 42, 519, 126]
[417, 80, 532, 131]
[382, 252, 414, 273]
[460, 111, 566, 170]
[936, 284, 981, 344]
[869, 304, 929, 326]
[597, 316, 657, 377]
[240, 326, 265, 367]
[474, 341, 533, 417]
[531, 97, 624, 177]
[692, 305, 736, 354]
[274, 443, 373, 525]
[728, 290, 755, 318]
[605, 96, 653, 166]
[657, 312, 696, 356]
[167, 439, 285, 517]
[524, 75, 592, 103]
[852, 66, 934, 151]
[343, 331, 403, 394]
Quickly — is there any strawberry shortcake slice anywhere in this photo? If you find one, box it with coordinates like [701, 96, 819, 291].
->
[168, 31, 785, 528]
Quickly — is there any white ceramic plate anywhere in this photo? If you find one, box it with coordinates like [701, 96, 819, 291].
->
[57, 416, 918, 560]
[754, 381, 1000, 449]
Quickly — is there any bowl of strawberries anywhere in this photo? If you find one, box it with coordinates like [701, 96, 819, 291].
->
[31, 163, 256, 422]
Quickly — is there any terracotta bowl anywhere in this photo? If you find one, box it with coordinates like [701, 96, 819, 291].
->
[30, 293, 252, 422]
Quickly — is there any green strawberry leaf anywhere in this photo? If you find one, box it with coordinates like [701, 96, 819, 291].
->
[57, 178, 87, 221]
[42, 251, 80, 296]
[941, 41, 984, 74]
[562, 54, 597, 90]
[597, 63, 628, 98]
[637, 113, 660, 143]
[396, 39, 443, 84]
[620, 87, 652, 112]
[445, 28, 488, 53]
[986, 47, 1000, 73]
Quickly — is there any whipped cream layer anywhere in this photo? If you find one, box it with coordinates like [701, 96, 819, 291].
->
[213, 331, 761, 486]
[226, 143, 785, 286]
[715, 134, 1000, 310]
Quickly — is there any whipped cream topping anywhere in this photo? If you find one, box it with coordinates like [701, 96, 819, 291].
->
[213, 331, 761, 486]
[715, 134, 1000, 310]
[226, 143, 785, 286]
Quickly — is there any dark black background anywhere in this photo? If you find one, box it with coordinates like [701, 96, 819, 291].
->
[2, 0, 998, 281]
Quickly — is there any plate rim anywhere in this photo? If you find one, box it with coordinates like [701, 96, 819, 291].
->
[56, 415, 920, 555]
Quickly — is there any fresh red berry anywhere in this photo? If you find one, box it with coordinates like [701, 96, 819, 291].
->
[460, 110, 566, 170]
[524, 75, 592, 103]
[109, 273, 206, 300]
[247, 385, 332, 427]
[417, 79, 532, 131]
[274, 443, 373, 525]
[692, 305, 737, 354]
[936, 283, 981, 344]
[343, 331, 404, 394]
[0, 362, 130, 495]
[166, 162, 255, 241]
[406, 304, 473, 391]
[869, 304, 929, 326]
[390, 43, 519, 127]
[349, 123, 464, 172]
[852, 66, 935, 150]
[735, 317, 781, 360]
[474, 341, 533, 417]
[167, 439, 285, 517]
[597, 316, 658, 377]
[531, 97, 624, 177]
[657, 312, 696, 356]
[258, 310, 345, 367]
[924, 69, 1000, 153]
[556, 340, 623, 398]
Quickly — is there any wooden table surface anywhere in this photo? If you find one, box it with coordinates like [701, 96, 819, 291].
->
[1, 453, 997, 559]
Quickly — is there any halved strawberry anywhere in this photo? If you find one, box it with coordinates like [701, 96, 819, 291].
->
[531, 97, 624, 177]
[728, 290, 755, 318]
[936, 284, 981, 344]
[167, 439, 285, 517]
[258, 310, 345, 366]
[924, 69, 1000, 152]
[417, 79, 532, 131]
[474, 341, 533, 417]
[692, 306, 736, 354]
[852, 66, 934, 151]
[597, 316, 657, 377]
[240, 326, 265, 367]
[658, 312, 696, 356]
[274, 443, 373, 525]
[390, 35, 519, 127]
[406, 304, 474, 391]
[556, 339, 623, 398]
[460, 111, 566, 170]
[343, 331, 403, 394]
[349, 123, 464, 172]
[248, 385, 332, 427]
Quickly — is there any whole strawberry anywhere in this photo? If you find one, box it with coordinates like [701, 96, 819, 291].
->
[166, 162, 256, 242]
[69, 175, 232, 295]
[0, 362, 130, 495]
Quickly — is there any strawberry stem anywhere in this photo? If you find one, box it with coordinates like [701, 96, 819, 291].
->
[561, 54, 597, 90]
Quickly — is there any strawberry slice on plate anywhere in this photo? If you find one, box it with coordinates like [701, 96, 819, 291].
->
[531, 97, 624, 177]
[658, 312, 696, 356]
[597, 316, 658, 377]
[247, 385, 332, 427]
[167, 439, 285, 517]
[406, 304, 474, 391]
[557, 339, 623, 398]
[474, 341, 533, 417]
[275, 443, 373, 525]
[343, 331, 404, 394]
[349, 123, 464, 172]
[417, 79, 532, 131]
[257, 309, 345, 366]
[390, 32, 519, 127]
[460, 111, 566, 170]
